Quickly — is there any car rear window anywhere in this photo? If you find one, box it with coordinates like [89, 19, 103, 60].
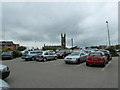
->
[38, 52, 43, 55]
[23, 51, 29, 54]
[69, 52, 80, 56]
[89, 52, 102, 56]
[30, 52, 38, 54]
[2, 51, 12, 55]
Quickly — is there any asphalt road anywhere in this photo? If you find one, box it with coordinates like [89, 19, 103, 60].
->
[2, 57, 118, 88]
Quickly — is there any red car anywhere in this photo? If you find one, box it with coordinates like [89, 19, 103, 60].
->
[56, 50, 71, 58]
[86, 51, 108, 67]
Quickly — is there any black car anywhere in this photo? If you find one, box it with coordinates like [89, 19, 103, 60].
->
[2, 51, 15, 60]
[99, 50, 112, 61]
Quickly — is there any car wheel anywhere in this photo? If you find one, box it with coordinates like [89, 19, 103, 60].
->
[25, 59, 29, 61]
[37, 58, 41, 62]
[106, 59, 108, 64]
[43, 57, 47, 62]
[86, 63, 90, 66]
[77, 59, 80, 64]
[54, 56, 57, 60]
[102, 61, 106, 67]
[65, 62, 68, 64]
[31, 57, 35, 61]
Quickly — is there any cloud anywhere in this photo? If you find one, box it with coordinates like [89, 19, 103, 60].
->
[2, 2, 118, 48]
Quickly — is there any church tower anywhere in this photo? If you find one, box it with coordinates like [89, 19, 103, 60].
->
[61, 33, 66, 49]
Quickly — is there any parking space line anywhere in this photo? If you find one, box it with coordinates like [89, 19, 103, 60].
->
[101, 61, 112, 71]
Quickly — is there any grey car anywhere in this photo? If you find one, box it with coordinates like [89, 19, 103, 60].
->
[0, 65, 10, 79]
[21, 50, 41, 61]
[2, 51, 14, 60]
[35, 51, 58, 62]
[64, 51, 87, 64]
[0, 79, 9, 90]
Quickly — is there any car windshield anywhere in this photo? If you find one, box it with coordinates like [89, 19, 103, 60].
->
[38, 52, 43, 55]
[58, 50, 66, 53]
[89, 52, 102, 56]
[69, 52, 80, 56]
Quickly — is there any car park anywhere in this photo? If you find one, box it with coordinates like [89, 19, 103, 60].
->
[56, 50, 71, 58]
[64, 51, 87, 64]
[21, 50, 41, 61]
[0, 79, 9, 90]
[35, 51, 58, 62]
[2, 51, 15, 60]
[0, 65, 10, 79]
[86, 51, 108, 67]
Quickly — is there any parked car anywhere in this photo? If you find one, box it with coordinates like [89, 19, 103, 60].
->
[86, 51, 108, 67]
[99, 49, 112, 61]
[35, 51, 58, 62]
[21, 50, 41, 61]
[0, 65, 10, 79]
[0, 79, 9, 90]
[56, 50, 71, 58]
[2, 51, 15, 60]
[64, 51, 87, 64]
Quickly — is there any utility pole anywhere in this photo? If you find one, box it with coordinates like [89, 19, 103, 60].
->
[106, 21, 111, 46]
[35, 41, 36, 49]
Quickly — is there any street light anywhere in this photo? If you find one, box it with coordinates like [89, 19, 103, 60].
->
[35, 41, 36, 49]
[106, 21, 111, 46]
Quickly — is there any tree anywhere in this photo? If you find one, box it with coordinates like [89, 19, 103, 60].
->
[17, 46, 26, 51]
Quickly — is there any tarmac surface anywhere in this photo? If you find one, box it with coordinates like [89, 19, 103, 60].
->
[2, 57, 118, 88]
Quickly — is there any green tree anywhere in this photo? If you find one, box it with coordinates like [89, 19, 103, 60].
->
[17, 46, 26, 51]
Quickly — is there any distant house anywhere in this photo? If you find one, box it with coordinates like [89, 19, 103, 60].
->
[0, 41, 19, 50]
[99, 45, 108, 49]
[42, 45, 62, 50]
[70, 46, 80, 50]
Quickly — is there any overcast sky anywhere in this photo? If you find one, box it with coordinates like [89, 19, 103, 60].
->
[2, 2, 118, 48]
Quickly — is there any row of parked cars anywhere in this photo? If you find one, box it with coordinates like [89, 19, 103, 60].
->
[21, 49, 112, 67]
[0, 49, 112, 89]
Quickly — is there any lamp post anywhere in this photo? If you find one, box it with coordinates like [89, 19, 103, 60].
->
[35, 41, 36, 49]
[106, 21, 111, 46]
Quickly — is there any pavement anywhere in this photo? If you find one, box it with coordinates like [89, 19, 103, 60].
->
[2, 57, 118, 88]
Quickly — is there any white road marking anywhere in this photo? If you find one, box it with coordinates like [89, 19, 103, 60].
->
[101, 61, 111, 71]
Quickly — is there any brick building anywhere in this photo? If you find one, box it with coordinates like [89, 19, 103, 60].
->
[0, 41, 19, 50]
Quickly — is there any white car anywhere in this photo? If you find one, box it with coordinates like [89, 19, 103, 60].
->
[35, 51, 58, 62]
[64, 51, 87, 64]
[0, 65, 10, 79]
[0, 79, 9, 90]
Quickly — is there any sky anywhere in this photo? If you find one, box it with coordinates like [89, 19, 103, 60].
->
[1, 2, 118, 49]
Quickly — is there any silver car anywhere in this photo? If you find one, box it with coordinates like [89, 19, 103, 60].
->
[21, 50, 41, 61]
[0, 79, 9, 90]
[0, 65, 10, 79]
[35, 51, 58, 62]
[64, 51, 87, 64]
